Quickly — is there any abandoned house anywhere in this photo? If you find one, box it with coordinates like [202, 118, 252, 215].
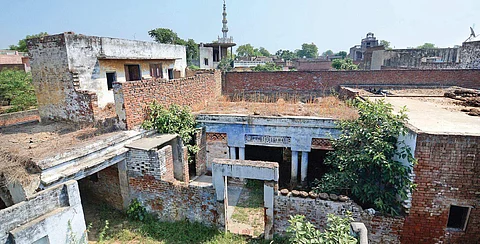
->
[0, 30, 479, 243]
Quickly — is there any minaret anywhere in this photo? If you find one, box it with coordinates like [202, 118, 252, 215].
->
[222, 0, 228, 40]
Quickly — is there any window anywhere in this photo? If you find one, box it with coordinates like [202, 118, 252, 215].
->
[149, 63, 162, 78]
[124, 64, 141, 81]
[447, 205, 471, 231]
[168, 68, 174, 80]
[204, 58, 209, 66]
[106, 72, 116, 90]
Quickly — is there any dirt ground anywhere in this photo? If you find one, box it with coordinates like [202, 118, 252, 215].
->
[0, 122, 123, 161]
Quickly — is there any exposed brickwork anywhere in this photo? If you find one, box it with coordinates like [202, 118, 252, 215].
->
[128, 177, 223, 227]
[224, 70, 480, 96]
[206, 133, 229, 170]
[401, 133, 480, 243]
[311, 138, 333, 150]
[113, 70, 222, 129]
[0, 109, 39, 127]
[78, 164, 123, 210]
[162, 145, 175, 182]
[127, 145, 174, 182]
[182, 146, 190, 183]
[274, 195, 404, 243]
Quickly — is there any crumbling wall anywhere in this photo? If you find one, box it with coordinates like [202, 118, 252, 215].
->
[0, 109, 39, 127]
[114, 70, 222, 129]
[224, 70, 480, 97]
[274, 195, 404, 244]
[402, 133, 480, 243]
[205, 133, 229, 171]
[0, 180, 86, 244]
[195, 127, 207, 176]
[460, 41, 480, 69]
[78, 164, 124, 210]
[370, 48, 460, 70]
[27, 34, 98, 123]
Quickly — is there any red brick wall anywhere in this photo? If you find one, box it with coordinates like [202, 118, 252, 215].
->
[114, 70, 221, 129]
[224, 70, 480, 96]
[78, 164, 123, 210]
[0, 109, 39, 127]
[402, 133, 480, 243]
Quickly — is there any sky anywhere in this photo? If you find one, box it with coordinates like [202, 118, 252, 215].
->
[1, 0, 479, 54]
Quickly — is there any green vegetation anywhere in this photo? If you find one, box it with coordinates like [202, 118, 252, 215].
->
[148, 28, 199, 64]
[286, 212, 357, 244]
[9, 32, 49, 52]
[0, 69, 37, 113]
[85, 201, 286, 243]
[231, 180, 265, 236]
[189, 64, 201, 70]
[142, 103, 199, 163]
[252, 62, 283, 71]
[314, 99, 415, 215]
[322, 50, 334, 57]
[296, 43, 318, 58]
[335, 51, 348, 59]
[217, 58, 234, 72]
[331, 58, 358, 70]
[380, 40, 392, 50]
[236, 44, 271, 58]
[275, 50, 298, 60]
[416, 43, 436, 49]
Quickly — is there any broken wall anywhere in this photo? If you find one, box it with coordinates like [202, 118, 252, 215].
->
[369, 48, 460, 70]
[402, 133, 480, 243]
[0, 109, 39, 127]
[459, 41, 480, 69]
[114, 70, 222, 129]
[274, 195, 404, 244]
[0, 180, 86, 244]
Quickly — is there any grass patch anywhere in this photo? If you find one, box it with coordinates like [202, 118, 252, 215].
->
[231, 180, 265, 237]
[84, 201, 286, 244]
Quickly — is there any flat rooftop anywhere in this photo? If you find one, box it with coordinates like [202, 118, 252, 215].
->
[192, 96, 358, 120]
[361, 87, 480, 135]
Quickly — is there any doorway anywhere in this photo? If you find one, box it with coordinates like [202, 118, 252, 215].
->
[245, 145, 291, 188]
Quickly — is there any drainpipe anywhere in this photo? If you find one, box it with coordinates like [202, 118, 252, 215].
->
[350, 222, 368, 244]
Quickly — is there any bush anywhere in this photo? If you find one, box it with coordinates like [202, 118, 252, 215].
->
[252, 62, 282, 71]
[314, 99, 415, 215]
[0, 69, 37, 112]
[287, 212, 357, 244]
[142, 102, 200, 163]
[126, 199, 148, 221]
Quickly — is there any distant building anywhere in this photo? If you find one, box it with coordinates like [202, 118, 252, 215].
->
[199, 0, 236, 69]
[349, 32, 380, 61]
[0, 50, 30, 72]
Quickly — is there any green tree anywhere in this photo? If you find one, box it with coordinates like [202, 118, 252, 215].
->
[0, 69, 37, 113]
[335, 51, 348, 59]
[275, 49, 298, 60]
[416, 43, 436, 49]
[314, 99, 416, 215]
[287, 212, 357, 244]
[331, 58, 358, 70]
[297, 43, 319, 58]
[322, 49, 334, 57]
[252, 62, 282, 71]
[148, 28, 198, 63]
[217, 59, 233, 72]
[257, 47, 271, 57]
[148, 28, 181, 44]
[236, 44, 255, 57]
[9, 32, 49, 52]
[380, 40, 392, 50]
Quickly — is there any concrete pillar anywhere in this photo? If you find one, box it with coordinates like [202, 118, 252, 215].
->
[264, 181, 275, 240]
[238, 147, 245, 160]
[229, 147, 237, 160]
[291, 150, 299, 184]
[118, 159, 130, 209]
[300, 151, 309, 184]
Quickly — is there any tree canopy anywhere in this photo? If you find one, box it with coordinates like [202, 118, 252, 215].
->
[314, 99, 416, 215]
[416, 43, 436, 49]
[257, 47, 271, 57]
[275, 49, 298, 60]
[148, 28, 199, 63]
[331, 58, 358, 70]
[9, 32, 49, 52]
[236, 44, 255, 57]
[335, 51, 348, 59]
[0, 69, 37, 113]
[322, 50, 334, 57]
[380, 40, 392, 50]
[296, 43, 318, 58]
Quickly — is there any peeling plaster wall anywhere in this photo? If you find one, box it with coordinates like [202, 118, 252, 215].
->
[0, 181, 86, 244]
[460, 41, 480, 69]
[28, 34, 97, 123]
[64, 34, 185, 108]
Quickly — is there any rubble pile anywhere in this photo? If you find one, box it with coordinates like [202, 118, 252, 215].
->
[444, 88, 480, 116]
